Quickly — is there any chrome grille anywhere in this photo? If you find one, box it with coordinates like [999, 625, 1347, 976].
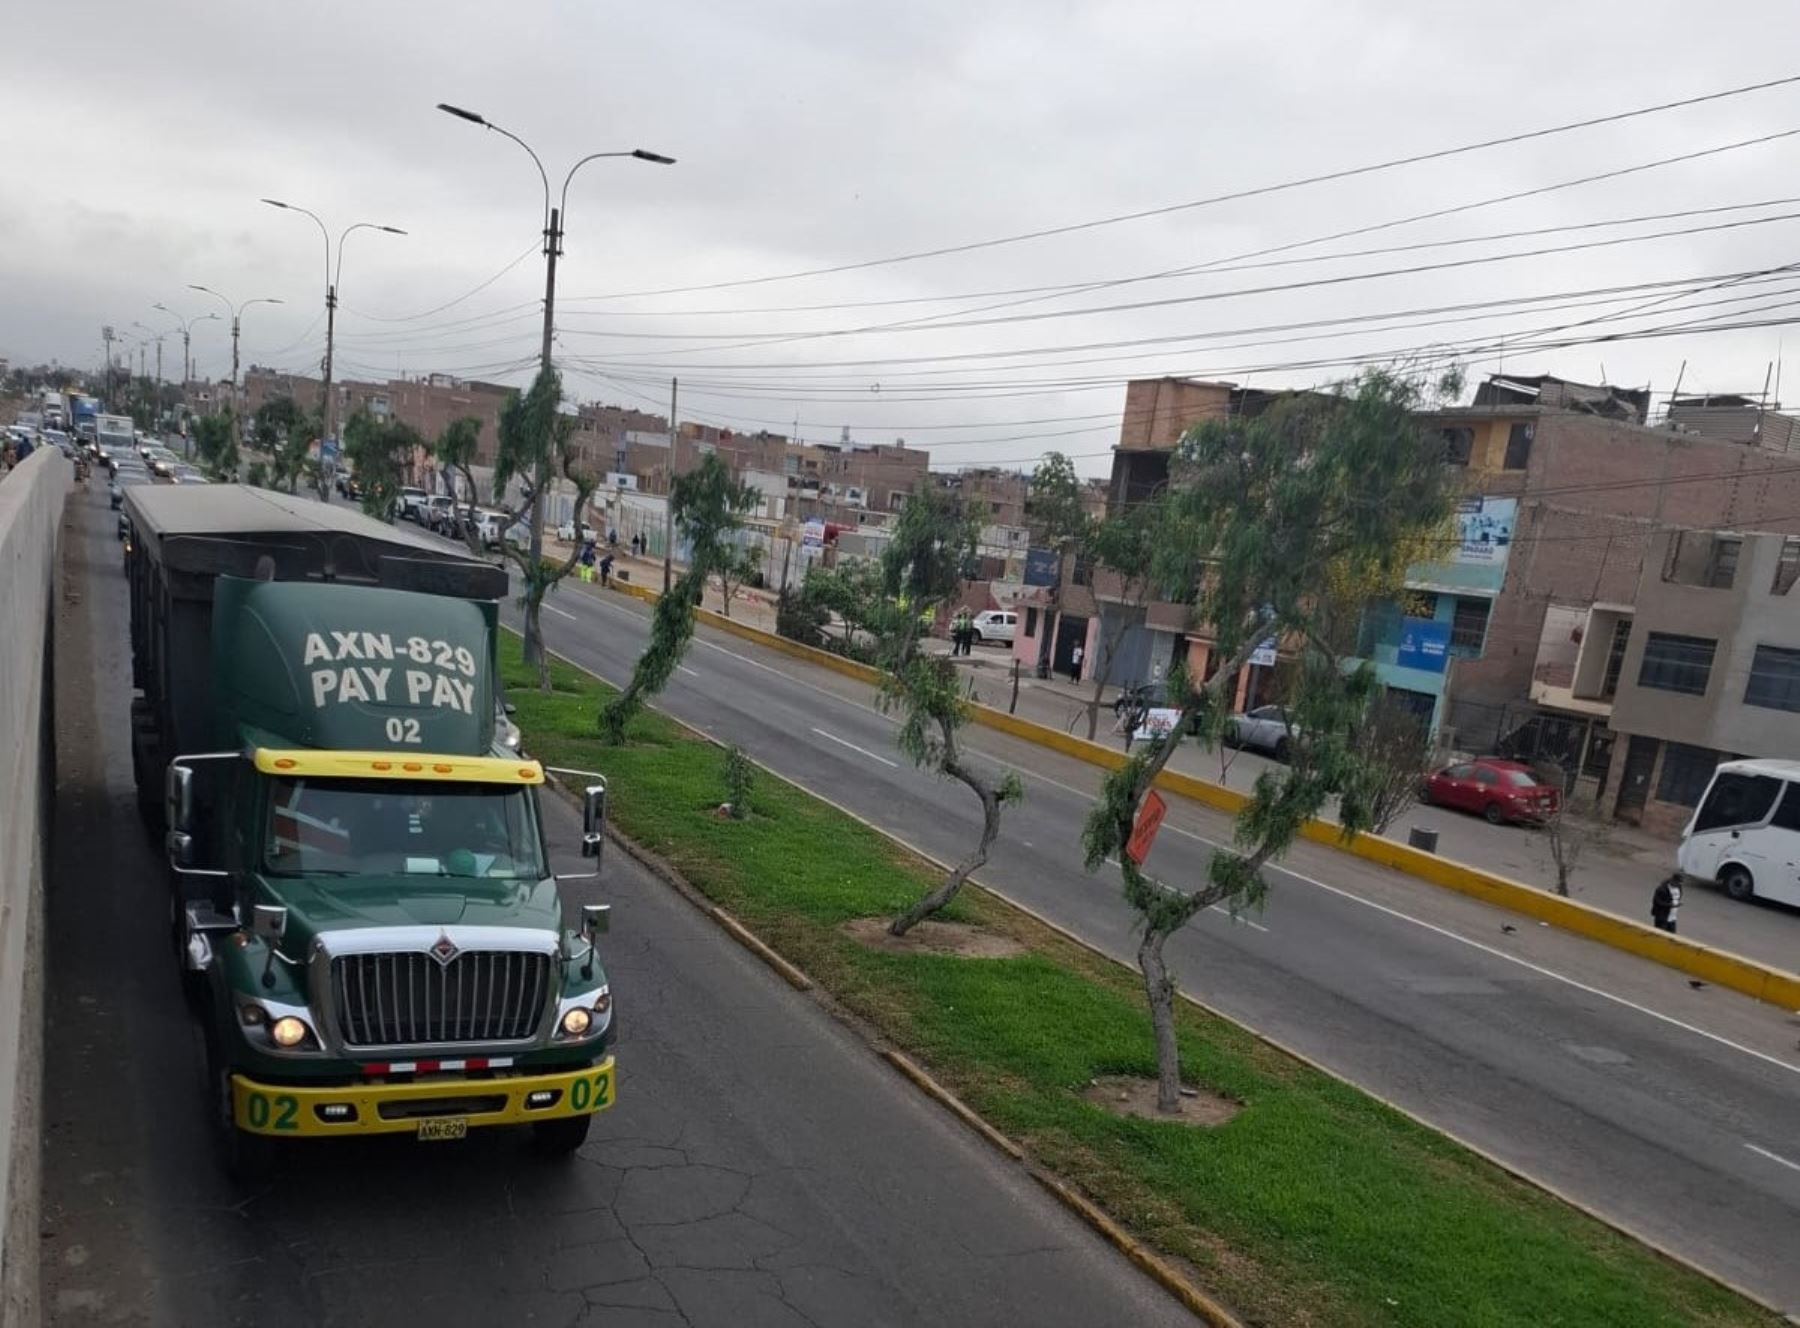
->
[331, 951, 549, 1048]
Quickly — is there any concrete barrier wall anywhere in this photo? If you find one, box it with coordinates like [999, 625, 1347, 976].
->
[0, 451, 69, 1327]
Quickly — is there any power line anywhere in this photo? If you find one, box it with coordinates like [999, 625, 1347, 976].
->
[590, 175, 1800, 362]
[337, 240, 539, 323]
[553, 197, 1800, 320]
[570, 71, 1800, 300]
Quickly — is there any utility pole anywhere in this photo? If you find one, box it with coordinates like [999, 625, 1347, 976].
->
[435, 102, 673, 664]
[664, 375, 677, 593]
[261, 203, 402, 495]
[101, 326, 115, 409]
[188, 288, 282, 423]
[523, 202, 562, 611]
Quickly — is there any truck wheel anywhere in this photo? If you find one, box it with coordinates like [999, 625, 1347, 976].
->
[532, 1114, 593, 1157]
[1720, 865, 1755, 902]
[206, 1030, 275, 1185]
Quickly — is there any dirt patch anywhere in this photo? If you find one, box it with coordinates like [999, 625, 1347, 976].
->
[841, 917, 1026, 959]
[1082, 1074, 1241, 1126]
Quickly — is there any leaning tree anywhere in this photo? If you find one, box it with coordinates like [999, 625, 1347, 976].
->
[1081, 368, 1459, 1114]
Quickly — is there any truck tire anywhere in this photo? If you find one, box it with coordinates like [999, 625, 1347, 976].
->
[531, 1114, 593, 1157]
[206, 1027, 275, 1185]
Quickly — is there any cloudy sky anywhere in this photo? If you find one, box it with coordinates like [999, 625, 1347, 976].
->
[10, 0, 1800, 473]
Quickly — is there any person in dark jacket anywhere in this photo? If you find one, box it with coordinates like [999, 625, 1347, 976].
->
[1651, 874, 1683, 933]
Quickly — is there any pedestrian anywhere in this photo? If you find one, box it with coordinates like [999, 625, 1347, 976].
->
[579, 543, 596, 584]
[599, 552, 614, 588]
[1068, 643, 1084, 683]
[608, 528, 619, 551]
[953, 609, 973, 656]
[1651, 873, 1683, 934]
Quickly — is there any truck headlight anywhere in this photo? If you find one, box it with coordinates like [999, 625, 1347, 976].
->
[559, 1008, 592, 1038]
[270, 1016, 309, 1048]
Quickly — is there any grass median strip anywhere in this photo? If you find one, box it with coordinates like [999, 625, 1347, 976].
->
[505, 635, 1778, 1328]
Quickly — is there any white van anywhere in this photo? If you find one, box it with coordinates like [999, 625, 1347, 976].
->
[1677, 758, 1800, 906]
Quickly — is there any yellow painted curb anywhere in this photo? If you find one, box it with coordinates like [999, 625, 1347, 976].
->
[712, 906, 814, 991]
[587, 584, 1800, 1010]
[524, 632, 1789, 1323]
[1032, 1173, 1245, 1328]
[880, 1050, 1025, 1161]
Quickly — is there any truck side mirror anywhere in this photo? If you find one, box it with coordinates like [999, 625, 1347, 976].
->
[581, 903, 610, 939]
[582, 781, 607, 859]
[165, 764, 193, 833]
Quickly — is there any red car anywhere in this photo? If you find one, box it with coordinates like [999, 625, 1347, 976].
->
[1421, 758, 1561, 825]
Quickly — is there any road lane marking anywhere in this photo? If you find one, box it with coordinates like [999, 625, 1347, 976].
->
[678, 664, 700, 677]
[541, 619, 1800, 1076]
[1746, 1142, 1800, 1173]
[1209, 904, 1270, 933]
[810, 727, 898, 768]
[544, 603, 577, 620]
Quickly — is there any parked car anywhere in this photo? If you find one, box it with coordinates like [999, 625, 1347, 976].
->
[1420, 757, 1561, 825]
[1223, 704, 1299, 760]
[971, 609, 1017, 645]
[424, 494, 457, 532]
[475, 509, 509, 548]
[555, 519, 582, 543]
[397, 486, 429, 522]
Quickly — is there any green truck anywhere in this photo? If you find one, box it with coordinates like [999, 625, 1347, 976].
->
[122, 485, 616, 1179]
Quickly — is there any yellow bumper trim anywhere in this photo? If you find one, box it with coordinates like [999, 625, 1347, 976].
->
[252, 747, 544, 785]
[230, 1058, 614, 1137]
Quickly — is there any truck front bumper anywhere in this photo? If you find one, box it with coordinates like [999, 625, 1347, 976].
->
[229, 1057, 615, 1138]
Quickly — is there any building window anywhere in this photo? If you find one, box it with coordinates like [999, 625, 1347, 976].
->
[1440, 427, 1474, 466]
[1773, 538, 1800, 595]
[1656, 742, 1720, 807]
[1502, 422, 1534, 470]
[1744, 643, 1800, 712]
[1404, 592, 1439, 619]
[1637, 632, 1716, 696]
[1449, 598, 1490, 654]
[1705, 537, 1741, 589]
[1601, 617, 1632, 698]
[1024, 607, 1039, 637]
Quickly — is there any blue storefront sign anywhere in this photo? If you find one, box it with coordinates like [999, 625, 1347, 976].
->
[1023, 547, 1060, 587]
[1395, 619, 1450, 673]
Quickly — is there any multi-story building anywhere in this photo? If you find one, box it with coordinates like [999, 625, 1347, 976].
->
[935, 467, 1028, 526]
[1584, 529, 1800, 836]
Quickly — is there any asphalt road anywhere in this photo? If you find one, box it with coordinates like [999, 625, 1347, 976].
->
[502, 564, 1800, 1314]
[38, 488, 1197, 1328]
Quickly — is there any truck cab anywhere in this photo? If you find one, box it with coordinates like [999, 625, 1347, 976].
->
[123, 486, 617, 1180]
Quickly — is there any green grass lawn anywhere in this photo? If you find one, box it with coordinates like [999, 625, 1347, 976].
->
[505, 634, 1777, 1328]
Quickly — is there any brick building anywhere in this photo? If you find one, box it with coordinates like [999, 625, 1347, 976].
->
[934, 467, 1028, 526]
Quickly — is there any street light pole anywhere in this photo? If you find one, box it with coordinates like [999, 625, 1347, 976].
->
[187, 286, 284, 416]
[436, 101, 673, 665]
[261, 201, 404, 491]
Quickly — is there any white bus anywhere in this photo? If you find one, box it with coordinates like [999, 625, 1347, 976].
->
[1677, 758, 1800, 907]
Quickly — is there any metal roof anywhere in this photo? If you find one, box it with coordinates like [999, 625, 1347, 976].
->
[124, 484, 508, 599]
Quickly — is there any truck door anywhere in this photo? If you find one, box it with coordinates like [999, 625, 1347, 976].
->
[1679, 770, 1782, 883]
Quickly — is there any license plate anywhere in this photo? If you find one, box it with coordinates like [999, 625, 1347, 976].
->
[417, 1117, 468, 1141]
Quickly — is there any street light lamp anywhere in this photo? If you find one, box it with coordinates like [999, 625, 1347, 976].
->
[186, 285, 284, 412]
[435, 100, 674, 648]
[260, 199, 406, 487]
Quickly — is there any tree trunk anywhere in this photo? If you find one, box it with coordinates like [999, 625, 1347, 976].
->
[523, 600, 549, 691]
[889, 756, 1001, 937]
[1138, 923, 1183, 1114]
[1084, 623, 1127, 741]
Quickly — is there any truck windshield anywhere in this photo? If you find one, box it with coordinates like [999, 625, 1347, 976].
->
[264, 776, 547, 880]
